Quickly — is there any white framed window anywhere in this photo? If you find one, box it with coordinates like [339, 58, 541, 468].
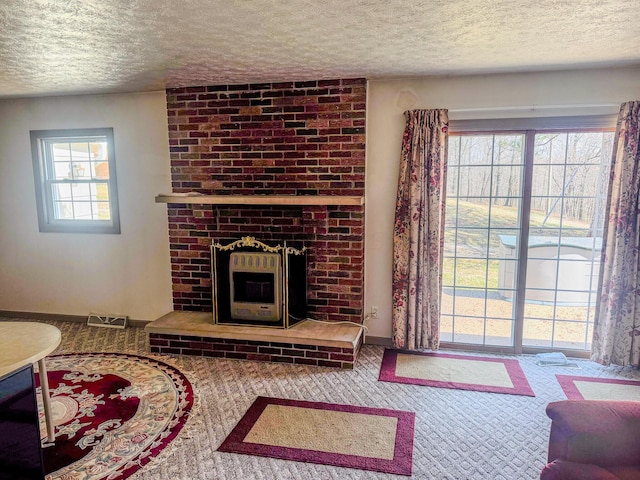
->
[30, 128, 120, 234]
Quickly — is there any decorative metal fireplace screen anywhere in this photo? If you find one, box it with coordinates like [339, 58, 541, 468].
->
[211, 236, 307, 328]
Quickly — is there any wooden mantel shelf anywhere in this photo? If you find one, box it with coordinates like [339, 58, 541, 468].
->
[155, 194, 364, 206]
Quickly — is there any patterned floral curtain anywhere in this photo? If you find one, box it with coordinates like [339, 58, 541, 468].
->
[392, 109, 448, 350]
[592, 101, 640, 367]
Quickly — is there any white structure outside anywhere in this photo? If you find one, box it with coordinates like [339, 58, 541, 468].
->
[498, 235, 602, 305]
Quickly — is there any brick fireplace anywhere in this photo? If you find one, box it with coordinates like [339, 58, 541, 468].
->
[163, 78, 366, 324]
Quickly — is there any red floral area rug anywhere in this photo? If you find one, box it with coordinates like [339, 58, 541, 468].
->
[218, 396, 415, 476]
[379, 349, 535, 396]
[35, 352, 194, 480]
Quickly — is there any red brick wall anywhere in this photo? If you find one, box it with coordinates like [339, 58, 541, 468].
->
[165, 79, 366, 323]
[149, 333, 362, 369]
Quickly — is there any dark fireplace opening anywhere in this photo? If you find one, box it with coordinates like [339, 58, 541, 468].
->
[234, 275, 275, 304]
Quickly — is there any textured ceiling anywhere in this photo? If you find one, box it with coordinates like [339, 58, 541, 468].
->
[0, 0, 638, 98]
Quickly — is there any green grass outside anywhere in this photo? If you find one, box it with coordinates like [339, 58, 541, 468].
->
[444, 200, 592, 289]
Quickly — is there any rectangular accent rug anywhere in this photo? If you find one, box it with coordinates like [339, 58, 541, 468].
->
[556, 375, 640, 401]
[217, 396, 415, 476]
[379, 349, 535, 396]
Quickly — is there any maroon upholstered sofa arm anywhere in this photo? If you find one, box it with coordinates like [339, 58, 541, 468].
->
[546, 400, 640, 467]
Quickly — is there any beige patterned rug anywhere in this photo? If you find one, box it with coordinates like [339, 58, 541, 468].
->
[556, 374, 640, 401]
[218, 396, 414, 475]
[379, 349, 535, 396]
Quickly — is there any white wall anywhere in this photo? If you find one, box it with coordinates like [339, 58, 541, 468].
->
[0, 91, 173, 321]
[2, 68, 639, 328]
[364, 66, 640, 339]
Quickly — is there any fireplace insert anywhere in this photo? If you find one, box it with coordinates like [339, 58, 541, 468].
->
[229, 252, 282, 322]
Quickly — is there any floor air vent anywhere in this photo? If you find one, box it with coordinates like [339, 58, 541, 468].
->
[87, 313, 128, 329]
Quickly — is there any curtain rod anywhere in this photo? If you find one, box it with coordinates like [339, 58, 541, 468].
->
[448, 103, 620, 113]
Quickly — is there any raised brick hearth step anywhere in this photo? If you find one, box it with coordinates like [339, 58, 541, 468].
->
[146, 311, 363, 369]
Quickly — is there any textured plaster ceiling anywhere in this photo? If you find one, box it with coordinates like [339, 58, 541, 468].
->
[0, 0, 638, 98]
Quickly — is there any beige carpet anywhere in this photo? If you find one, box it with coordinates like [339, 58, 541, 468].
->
[5, 317, 640, 480]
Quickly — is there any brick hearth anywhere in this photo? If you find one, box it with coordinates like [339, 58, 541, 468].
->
[146, 311, 363, 369]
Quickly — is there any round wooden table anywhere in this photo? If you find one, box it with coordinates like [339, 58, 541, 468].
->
[0, 321, 62, 443]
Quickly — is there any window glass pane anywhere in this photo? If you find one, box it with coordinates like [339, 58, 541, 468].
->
[551, 227, 593, 237]
[449, 199, 490, 228]
[53, 201, 74, 220]
[485, 318, 513, 346]
[455, 228, 488, 258]
[453, 292, 485, 317]
[523, 318, 553, 347]
[96, 202, 111, 220]
[552, 320, 588, 349]
[454, 259, 488, 288]
[52, 161, 72, 180]
[446, 165, 459, 196]
[497, 257, 517, 300]
[91, 183, 110, 202]
[69, 142, 91, 161]
[560, 197, 599, 232]
[442, 257, 455, 288]
[489, 166, 521, 201]
[51, 183, 72, 201]
[494, 136, 524, 165]
[90, 142, 108, 161]
[51, 143, 71, 162]
[440, 315, 454, 342]
[534, 133, 567, 165]
[566, 132, 611, 164]
[448, 136, 460, 166]
[72, 161, 91, 179]
[531, 165, 566, 197]
[452, 316, 485, 344]
[93, 161, 110, 179]
[456, 165, 493, 197]
[486, 259, 500, 289]
[72, 201, 93, 220]
[73, 183, 91, 201]
[460, 136, 494, 165]
[486, 295, 514, 319]
[488, 202, 520, 229]
[441, 289, 454, 314]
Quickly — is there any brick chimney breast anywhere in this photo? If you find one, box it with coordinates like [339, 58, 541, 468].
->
[164, 79, 366, 323]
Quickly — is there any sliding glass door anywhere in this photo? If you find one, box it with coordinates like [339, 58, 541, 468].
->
[442, 133, 525, 347]
[441, 124, 613, 353]
[523, 132, 613, 350]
